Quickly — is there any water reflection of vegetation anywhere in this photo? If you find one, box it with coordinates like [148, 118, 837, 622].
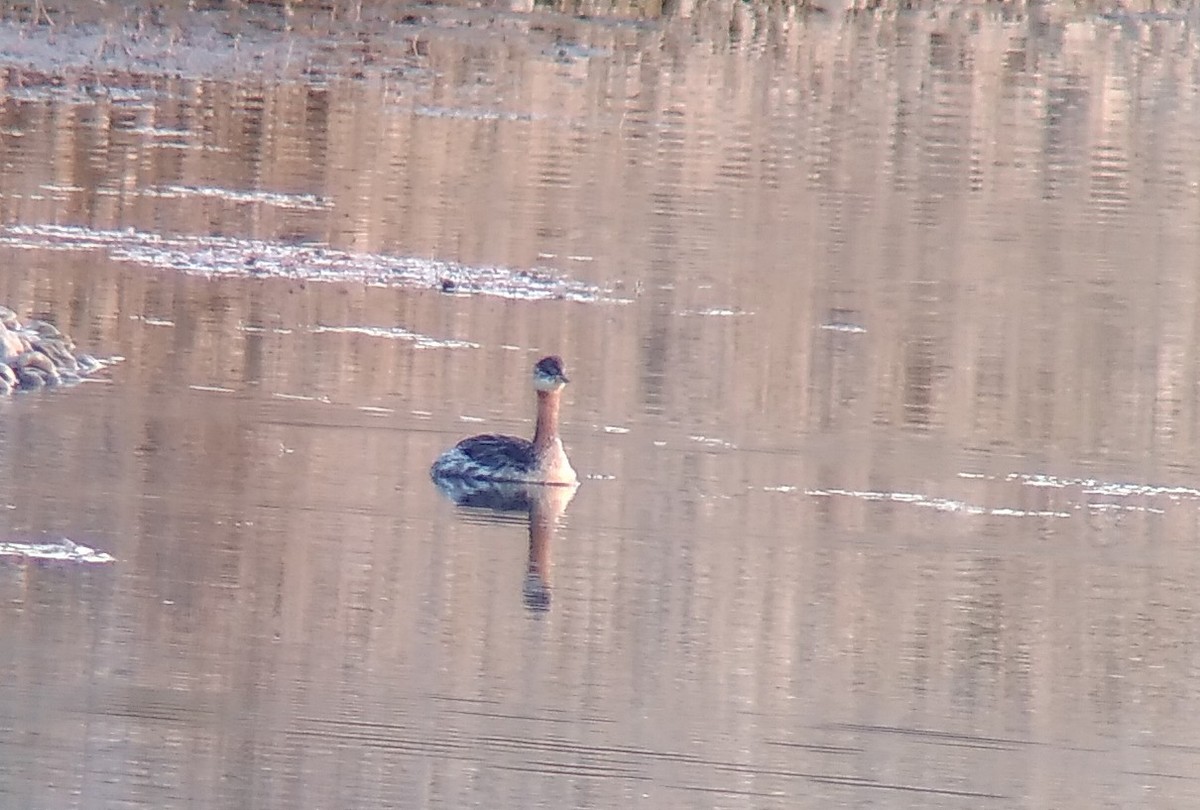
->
[0, 0, 1195, 502]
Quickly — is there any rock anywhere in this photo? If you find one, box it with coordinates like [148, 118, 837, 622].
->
[0, 323, 24, 364]
[28, 320, 61, 340]
[16, 367, 45, 390]
[35, 341, 77, 372]
[16, 350, 57, 376]
[0, 307, 111, 395]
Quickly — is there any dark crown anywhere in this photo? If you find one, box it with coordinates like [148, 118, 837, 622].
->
[534, 355, 568, 384]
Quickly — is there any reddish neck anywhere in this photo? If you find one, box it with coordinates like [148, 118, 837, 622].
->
[532, 389, 561, 450]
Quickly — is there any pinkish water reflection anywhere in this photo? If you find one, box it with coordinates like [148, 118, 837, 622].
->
[1, 2, 1200, 809]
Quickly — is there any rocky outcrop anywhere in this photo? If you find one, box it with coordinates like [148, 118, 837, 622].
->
[0, 306, 109, 393]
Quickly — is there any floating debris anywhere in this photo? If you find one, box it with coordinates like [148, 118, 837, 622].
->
[0, 224, 625, 304]
[412, 105, 535, 123]
[0, 305, 117, 394]
[0, 537, 115, 564]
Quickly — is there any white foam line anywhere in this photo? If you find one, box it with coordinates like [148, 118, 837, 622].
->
[806, 487, 1071, 519]
[149, 184, 331, 211]
[311, 324, 478, 350]
[1088, 503, 1166, 515]
[1001, 471, 1200, 500]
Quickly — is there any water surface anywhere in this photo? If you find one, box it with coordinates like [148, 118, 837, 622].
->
[2, 2, 1200, 808]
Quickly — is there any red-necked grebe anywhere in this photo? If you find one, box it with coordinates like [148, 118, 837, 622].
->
[430, 355, 578, 485]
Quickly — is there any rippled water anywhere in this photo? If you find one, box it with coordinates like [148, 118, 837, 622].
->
[2, 1, 1200, 807]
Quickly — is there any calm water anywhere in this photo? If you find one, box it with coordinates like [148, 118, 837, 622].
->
[2, 1, 1200, 807]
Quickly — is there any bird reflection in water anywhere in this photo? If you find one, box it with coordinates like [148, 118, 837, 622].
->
[431, 477, 578, 611]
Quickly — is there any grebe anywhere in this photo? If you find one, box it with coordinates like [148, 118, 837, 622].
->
[430, 355, 578, 485]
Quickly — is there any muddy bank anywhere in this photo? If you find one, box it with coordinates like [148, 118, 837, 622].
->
[0, 0, 1180, 88]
